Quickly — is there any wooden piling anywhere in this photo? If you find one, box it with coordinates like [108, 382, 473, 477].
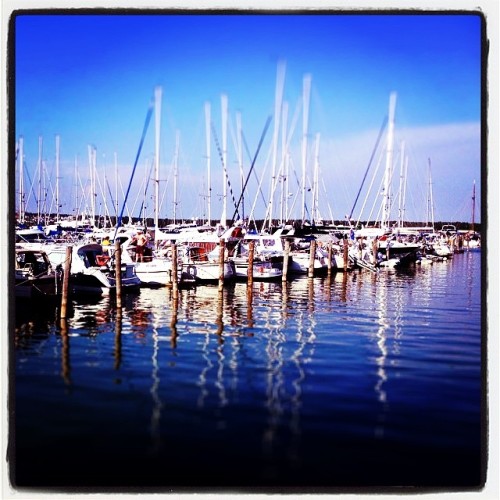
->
[60, 318, 71, 385]
[308, 239, 317, 279]
[115, 240, 122, 309]
[218, 238, 225, 290]
[171, 242, 179, 299]
[246, 285, 254, 328]
[343, 237, 349, 272]
[372, 237, 378, 265]
[60, 246, 72, 319]
[327, 241, 333, 276]
[282, 239, 290, 282]
[247, 240, 255, 285]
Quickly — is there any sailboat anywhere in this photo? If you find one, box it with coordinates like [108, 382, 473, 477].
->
[353, 92, 420, 268]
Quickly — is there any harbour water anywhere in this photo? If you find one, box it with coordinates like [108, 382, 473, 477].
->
[12, 250, 484, 491]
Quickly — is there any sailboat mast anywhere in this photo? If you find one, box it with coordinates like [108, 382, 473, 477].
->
[280, 101, 289, 225]
[427, 158, 435, 229]
[74, 155, 79, 221]
[220, 94, 228, 227]
[268, 60, 286, 229]
[18, 136, 24, 223]
[471, 180, 476, 232]
[55, 134, 60, 222]
[205, 102, 212, 226]
[236, 111, 244, 221]
[114, 152, 118, 220]
[173, 130, 180, 225]
[301, 74, 311, 224]
[397, 140, 405, 228]
[312, 132, 320, 223]
[154, 86, 162, 231]
[381, 92, 396, 230]
[37, 136, 43, 224]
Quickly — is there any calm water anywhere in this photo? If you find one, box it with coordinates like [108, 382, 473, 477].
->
[12, 251, 484, 491]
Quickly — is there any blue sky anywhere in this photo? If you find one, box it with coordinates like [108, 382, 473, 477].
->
[13, 12, 483, 225]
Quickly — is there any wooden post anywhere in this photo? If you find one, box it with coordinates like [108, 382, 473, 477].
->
[282, 239, 290, 282]
[218, 238, 225, 290]
[246, 285, 254, 328]
[372, 237, 378, 265]
[343, 237, 349, 272]
[171, 242, 178, 299]
[60, 246, 72, 319]
[60, 318, 71, 385]
[247, 240, 255, 285]
[115, 240, 122, 309]
[308, 239, 316, 278]
[327, 241, 333, 276]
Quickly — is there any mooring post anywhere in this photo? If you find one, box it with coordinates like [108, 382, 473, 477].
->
[246, 285, 254, 328]
[60, 318, 71, 385]
[308, 239, 316, 279]
[247, 240, 255, 285]
[372, 237, 378, 265]
[343, 237, 349, 272]
[60, 246, 72, 319]
[218, 238, 225, 290]
[171, 242, 179, 299]
[282, 239, 290, 282]
[115, 240, 122, 309]
[327, 241, 333, 276]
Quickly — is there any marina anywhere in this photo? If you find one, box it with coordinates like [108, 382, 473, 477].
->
[8, 11, 488, 494]
[12, 248, 483, 490]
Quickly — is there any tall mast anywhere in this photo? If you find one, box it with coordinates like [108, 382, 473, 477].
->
[402, 155, 408, 228]
[312, 132, 320, 223]
[236, 111, 244, 221]
[74, 155, 79, 220]
[154, 86, 162, 230]
[88, 145, 96, 227]
[268, 60, 286, 229]
[397, 140, 405, 228]
[114, 152, 118, 221]
[381, 92, 396, 230]
[471, 180, 476, 232]
[55, 134, 60, 222]
[220, 94, 228, 227]
[280, 101, 289, 225]
[427, 158, 435, 229]
[173, 130, 180, 225]
[18, 136, 24, 223]
[37, 136, 43, 224]
[205, 101, 212, 225]
[301, 74, 311, 223]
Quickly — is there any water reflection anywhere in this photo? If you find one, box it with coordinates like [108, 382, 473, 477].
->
[59, 318, 71, 386]
[13, 252, 482, 487]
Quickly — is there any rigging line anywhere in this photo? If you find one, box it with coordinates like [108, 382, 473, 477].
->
[137, 158, 155, 221]
[114, 100, 154, 240]
[105, 178, 116, 218]
[211, 121, 240, 221]
[348, 115, 388, 221]
[291, 168, 310, 222]
[231, 115, 273, 224]
[242, 130, 268, 209]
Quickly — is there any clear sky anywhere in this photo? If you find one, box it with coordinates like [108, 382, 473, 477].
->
[13, 11, 483, 226]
